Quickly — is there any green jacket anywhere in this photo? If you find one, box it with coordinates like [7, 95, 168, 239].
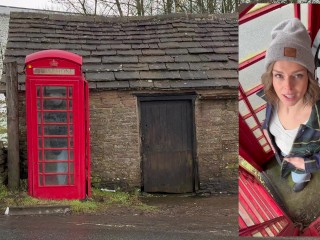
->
[262, 100, 320, 178]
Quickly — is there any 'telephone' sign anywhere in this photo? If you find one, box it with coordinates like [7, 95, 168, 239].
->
[33, 68, 75, 75]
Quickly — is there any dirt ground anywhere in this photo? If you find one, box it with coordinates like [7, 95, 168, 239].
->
[264, 159, 320, 227]
[94, 194, 239, 236]
[0, 195, 239, 239]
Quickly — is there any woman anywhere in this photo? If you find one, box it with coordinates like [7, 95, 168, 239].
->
[261, 18, 320, 192]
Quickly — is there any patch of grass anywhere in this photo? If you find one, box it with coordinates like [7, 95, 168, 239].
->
[0, 183, 8, 200]
[68, 200, 98, 213]
[0, 186, 158, 214]
[91, 188, 159, 212]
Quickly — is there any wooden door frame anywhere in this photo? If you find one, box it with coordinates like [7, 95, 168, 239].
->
[136, 92, 199, 192]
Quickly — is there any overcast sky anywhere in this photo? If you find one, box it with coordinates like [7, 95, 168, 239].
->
[0, 0, 55, 10]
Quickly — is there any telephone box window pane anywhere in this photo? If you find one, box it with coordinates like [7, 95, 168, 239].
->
[43, 99, 67, 110]
[44, 125, 68, 135]
[239, 100, 250, 117]
[69, 126, 73, 136]
[37, 86, 41, 97]
[43, 86, 67, 97]
[39, 175, 43, 185]
[38, 163, 43, 172]
[256, 109, 266, 125]
[68, 88, 72, 98]
[70, 138, 74, 148]
[248, 93, 266, 112]
[264, 145, 271, 152]
[38, 126, 42, 136]
[45, 150, 68, 160]
[253, 129, 263, 138]
[69, 100, 73, 110]
[259, 138, 267, 146]
[37, 100, 41, 110]
[45, 175, 68, 185]
[44, 112, 68, 123]
[44, 163, 68, 173]
[239, 60, 265, 93]
[245, 116, 257, 129]
[38, 151, 43, 160]
[38, 112, 42, 123]
[38, 138, 43, 148]
[69, 113, 73, 123]
[70, 175, 74, 185]
[44, 138, 68, 148]
[70, 163, 74, 173]
[70, 150, 74, 160]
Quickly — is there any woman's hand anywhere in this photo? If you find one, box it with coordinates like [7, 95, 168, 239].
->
[283, 157, 305, 170]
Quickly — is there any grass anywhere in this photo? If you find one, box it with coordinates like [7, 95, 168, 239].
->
[0, 184, 159, 214]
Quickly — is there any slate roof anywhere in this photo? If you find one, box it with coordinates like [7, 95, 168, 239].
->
[4, 12, 238, 90]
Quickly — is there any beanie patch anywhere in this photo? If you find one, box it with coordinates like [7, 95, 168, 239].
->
[284, 47, 296, 57]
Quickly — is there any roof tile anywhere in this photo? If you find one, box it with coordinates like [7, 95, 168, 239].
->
[102, 56, 138, 63]
[139, 55, 174, 63]
[115, 71, 140, 80]
[180, 71, 207, 80]
[206, 70, 237, 79]
[140, 71, 180, 80]
[85, 72, 115, 81]
[166, 63, 189, 70]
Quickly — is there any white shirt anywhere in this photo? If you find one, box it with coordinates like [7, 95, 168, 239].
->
[269, 110, 299, 156]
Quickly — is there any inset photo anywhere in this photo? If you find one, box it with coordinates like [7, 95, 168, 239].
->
[239, 3, 320, 237]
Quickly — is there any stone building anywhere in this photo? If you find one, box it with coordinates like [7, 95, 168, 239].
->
[3, 12, 238, 194]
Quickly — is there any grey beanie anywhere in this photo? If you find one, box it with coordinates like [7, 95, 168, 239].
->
[265, 18, 315, 76]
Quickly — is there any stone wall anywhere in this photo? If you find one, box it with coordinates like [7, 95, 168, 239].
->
[195, 90, 238, 195]
[18, 89, 238, 194]
[90, 91, 141, 190]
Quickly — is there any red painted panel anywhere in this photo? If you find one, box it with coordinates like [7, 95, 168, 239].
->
[308, 4, 320, 42]
[239, 167, 298, 237]
[239, 4, 284, 25]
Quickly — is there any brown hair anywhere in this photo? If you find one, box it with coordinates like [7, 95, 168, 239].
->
[261, 62, 320, 106]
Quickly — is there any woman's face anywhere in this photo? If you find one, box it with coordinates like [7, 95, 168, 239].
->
[272, 61, 309, 107]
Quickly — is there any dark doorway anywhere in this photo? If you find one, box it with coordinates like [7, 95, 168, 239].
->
[139, 95, 196, 193]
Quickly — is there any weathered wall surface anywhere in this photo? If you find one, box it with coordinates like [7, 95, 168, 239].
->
[18, 89, 238, 194]
[90, 91, 141, 190]
[195, 92, 238, 194]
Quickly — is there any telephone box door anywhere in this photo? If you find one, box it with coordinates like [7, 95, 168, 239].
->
[29, 81, 85, 199]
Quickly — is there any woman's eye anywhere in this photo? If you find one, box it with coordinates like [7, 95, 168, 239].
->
[294, 74, 304, 79]
[274, 74, 283, 79]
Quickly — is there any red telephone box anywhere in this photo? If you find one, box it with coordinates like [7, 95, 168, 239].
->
[25, 50, 90, 200]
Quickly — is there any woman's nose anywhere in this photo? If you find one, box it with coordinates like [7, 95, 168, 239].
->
[283, 77, 293, 90]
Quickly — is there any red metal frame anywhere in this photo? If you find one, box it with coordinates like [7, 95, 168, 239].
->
[239, 51, 265, 71]
[308, 4, 320, 42]
[239, 167, 299, 237]
[25, 50, 90, 200]
[239, 4, 284, 25]
[84, 80, 91, 197]
[302, 217, 320, 236]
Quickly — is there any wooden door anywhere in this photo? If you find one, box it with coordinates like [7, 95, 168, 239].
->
[140, 98, 195, 193]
